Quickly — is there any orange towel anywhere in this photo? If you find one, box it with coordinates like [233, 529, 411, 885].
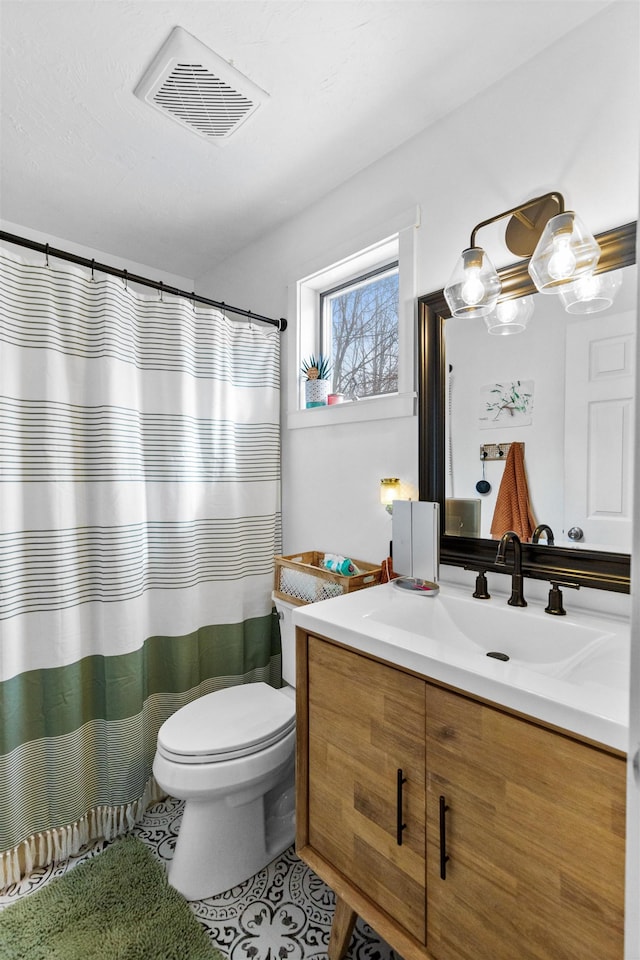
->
[490, 442, 537, 542]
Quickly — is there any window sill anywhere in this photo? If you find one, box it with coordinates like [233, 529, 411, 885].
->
[287, 391, 416, 429]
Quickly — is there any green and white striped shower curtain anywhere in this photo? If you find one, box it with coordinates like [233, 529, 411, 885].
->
[0, 250, 282, 887]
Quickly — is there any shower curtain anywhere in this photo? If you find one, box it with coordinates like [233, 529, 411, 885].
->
[0, 249, 282, 887]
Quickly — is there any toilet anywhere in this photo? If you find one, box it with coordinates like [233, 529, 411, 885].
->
[152, 595, 298, 900]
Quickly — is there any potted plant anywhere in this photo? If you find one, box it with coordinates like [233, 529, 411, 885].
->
[301, 355, 332, 408]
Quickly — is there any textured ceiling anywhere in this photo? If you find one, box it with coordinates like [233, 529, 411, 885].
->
[0, 1, 611, 279]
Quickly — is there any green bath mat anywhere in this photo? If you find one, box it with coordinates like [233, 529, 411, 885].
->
[0, 835, 225, 960]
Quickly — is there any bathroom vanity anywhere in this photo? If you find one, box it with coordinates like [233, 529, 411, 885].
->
[293, 582, 628, 960]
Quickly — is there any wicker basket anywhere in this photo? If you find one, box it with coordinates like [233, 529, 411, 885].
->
[274, 551, 382, 606]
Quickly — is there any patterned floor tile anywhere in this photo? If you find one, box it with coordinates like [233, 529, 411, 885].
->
[1, 796, 400, 960]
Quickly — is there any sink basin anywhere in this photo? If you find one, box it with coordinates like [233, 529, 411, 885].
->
[293, 580, 630, 749]
[364, 590, 613, 676]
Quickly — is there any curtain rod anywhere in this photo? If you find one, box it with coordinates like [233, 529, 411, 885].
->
[0, 230, 288, 332]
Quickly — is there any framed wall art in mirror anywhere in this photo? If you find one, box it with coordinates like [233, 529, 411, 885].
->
[418, 221, 636, 593]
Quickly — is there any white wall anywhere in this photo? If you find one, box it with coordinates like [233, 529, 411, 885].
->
[627, 204, 640, 958]
[196, 4, 639, 599]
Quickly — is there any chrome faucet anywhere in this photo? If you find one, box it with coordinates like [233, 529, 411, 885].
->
[495, 531, 527, 607]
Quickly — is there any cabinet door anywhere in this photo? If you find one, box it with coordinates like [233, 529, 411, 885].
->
[426, 684, 625, 960]
[307, 636, 426, 943]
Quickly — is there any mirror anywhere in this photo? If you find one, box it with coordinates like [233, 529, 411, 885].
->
[418, 221, 636, 594]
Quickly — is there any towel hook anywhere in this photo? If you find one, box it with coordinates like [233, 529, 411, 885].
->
[480, 442, 518, 462]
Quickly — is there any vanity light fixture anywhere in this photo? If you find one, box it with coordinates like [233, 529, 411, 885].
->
[443, 246, 502, 319]
[380, 478, 400, 514]
[444, 192, 601, 320]
[557, 268, 623, 314]
[484, 296, 535, 336]
[528, 211, 601, 294]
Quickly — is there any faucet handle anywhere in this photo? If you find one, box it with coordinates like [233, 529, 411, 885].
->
[468, 568, 491, 600]
[545, 580, 580, 616]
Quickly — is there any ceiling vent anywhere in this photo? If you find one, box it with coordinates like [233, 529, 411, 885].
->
[134, 26, 268, 142]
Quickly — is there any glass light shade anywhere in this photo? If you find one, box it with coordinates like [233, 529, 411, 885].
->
[528, 211, 601, 294]
[444, 247, 502, 319]
[484, 296, 534, 335]
[380, 478, 400, 514]
[380, 478, 400, 506]
[558, 269, 623, 314]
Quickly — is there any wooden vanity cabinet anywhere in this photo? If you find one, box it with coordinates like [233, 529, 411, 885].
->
[296, 632, 626, 960]
[426, 684, 625, 960]
[302, 634, 427, 944]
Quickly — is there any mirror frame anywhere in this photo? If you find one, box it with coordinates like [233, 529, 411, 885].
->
[418, 220, 636, 594]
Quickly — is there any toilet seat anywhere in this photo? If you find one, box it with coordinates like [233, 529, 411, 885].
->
[156, 682, 296, 764]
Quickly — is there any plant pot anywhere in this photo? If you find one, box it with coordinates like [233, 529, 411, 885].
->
[305, 378, 330, 408]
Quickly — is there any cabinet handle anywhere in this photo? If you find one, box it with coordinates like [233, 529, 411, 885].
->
[439, 795, 450, 879]
[396, 768, 407, 845]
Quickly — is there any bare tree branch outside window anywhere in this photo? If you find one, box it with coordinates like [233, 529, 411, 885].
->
[325, 270, 399, 399]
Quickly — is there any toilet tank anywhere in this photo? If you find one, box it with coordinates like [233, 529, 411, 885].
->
[272, 595, 297, 687]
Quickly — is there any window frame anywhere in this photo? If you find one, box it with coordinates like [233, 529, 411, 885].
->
[287, 207, 419, 429]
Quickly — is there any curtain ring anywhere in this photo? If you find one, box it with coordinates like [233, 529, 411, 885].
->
[191, 291, 196, 313]
[248, 309, 253, 331]
[123, 269, 128, 291]
[159, 280, 163, 302]
[44, 243, 50, 268]
[90, 259, 95, 282]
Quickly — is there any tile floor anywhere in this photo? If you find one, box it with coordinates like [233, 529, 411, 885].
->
[0, 797, 400, 960]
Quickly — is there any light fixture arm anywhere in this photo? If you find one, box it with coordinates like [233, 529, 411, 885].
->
[469, 191, 565, 250]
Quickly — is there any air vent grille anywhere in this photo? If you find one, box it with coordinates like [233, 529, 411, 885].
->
[153, 63, 256, 138]
[135, 27, 268, 142]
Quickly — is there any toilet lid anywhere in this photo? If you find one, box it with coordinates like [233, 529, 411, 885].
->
[157, 682, 296, 764]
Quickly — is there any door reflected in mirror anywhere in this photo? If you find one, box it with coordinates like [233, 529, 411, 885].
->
[444, 263, 636, 552]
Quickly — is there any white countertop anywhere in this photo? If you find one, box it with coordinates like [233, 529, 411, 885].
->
[293, 579, 630, 752]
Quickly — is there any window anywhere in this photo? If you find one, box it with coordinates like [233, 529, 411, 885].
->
[320, 262, 399, 401]
[287, 206, 419, 428]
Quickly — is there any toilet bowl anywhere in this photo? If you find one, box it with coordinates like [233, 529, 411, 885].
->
[152, 596, 298, 900]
